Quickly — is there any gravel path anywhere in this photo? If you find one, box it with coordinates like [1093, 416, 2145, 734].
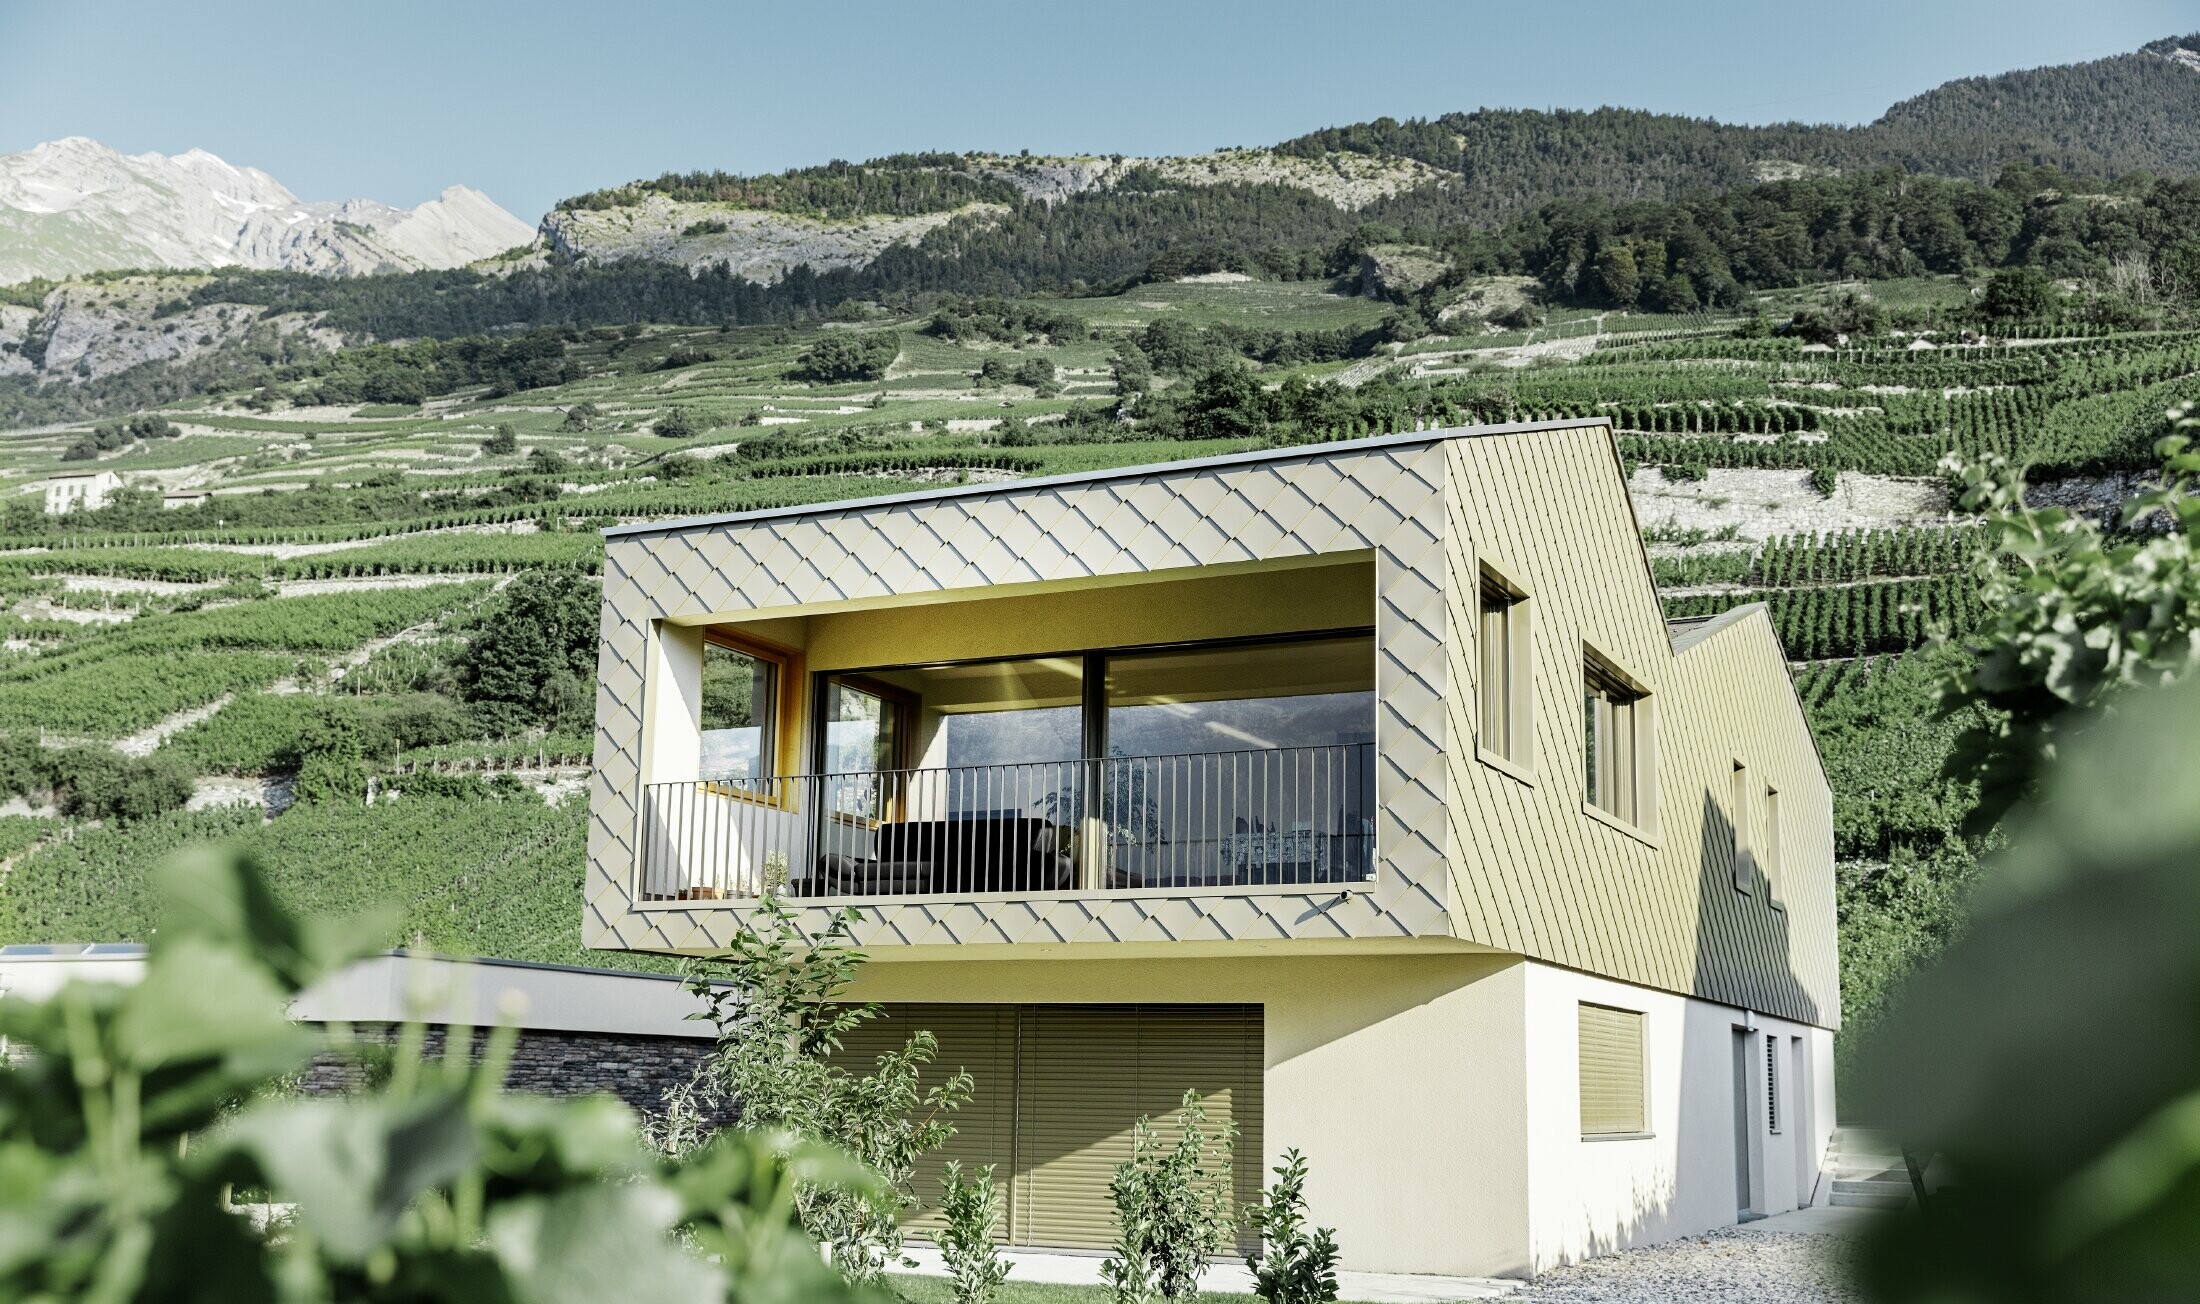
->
[1515, 1229, 1863, 1303]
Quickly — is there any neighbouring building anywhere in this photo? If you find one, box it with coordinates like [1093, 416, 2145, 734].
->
[38, 469, 120, 514]
[162, 490, 213, 510]
[0, 945, 720, 1119]
[583, 420, 1840, 1278]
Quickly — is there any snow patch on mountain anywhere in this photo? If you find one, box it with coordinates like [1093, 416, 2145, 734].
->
[0, 138, 535, 284]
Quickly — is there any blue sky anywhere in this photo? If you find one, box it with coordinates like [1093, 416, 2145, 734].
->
[2, 0, 2194, 221]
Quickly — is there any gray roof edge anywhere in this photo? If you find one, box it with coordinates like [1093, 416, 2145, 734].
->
[1668, 602, 1770, 654]
[0, 943, 722, 987]
[600, 418, 1613, 540]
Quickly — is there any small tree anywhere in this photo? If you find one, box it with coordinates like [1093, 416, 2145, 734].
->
[1244, 1150, 1340, 1304]
[560, 400, 601, 432]
[656, 406, 699, 438]
[937, 1160, 1012, 1304]
[660, 896, 972, 1285]
[485, 422, 519, 455]
[1101, 1090, 1237, 1303]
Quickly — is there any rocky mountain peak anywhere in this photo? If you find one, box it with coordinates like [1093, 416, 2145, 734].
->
[0, 138, 534, 284]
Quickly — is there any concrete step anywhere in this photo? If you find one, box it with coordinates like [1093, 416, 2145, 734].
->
[1834, 1161, 1907, 1181]
[1834, 1178, 1914, 1200]
[1831, 1188, 1912, 1210]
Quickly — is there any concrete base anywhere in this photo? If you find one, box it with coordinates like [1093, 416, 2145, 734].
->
[1747, 1205, 1885, 1235]
[896, 1244, 1521, 1301]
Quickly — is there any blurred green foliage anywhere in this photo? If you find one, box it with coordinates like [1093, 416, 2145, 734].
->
[0, 847, 879, 1303]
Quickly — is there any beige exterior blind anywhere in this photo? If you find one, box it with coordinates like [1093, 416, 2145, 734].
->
[841, 1003, 1262, 1250]
[1012, 1005, 1262, 1251]
[1579, 1003, 1647, 1137]
[833, 1004, 1018, 1239]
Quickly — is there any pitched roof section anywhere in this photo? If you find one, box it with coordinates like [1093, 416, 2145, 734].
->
[601, 418, 1613, 540]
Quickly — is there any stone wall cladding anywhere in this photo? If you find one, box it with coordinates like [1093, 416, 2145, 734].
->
[298, 1025, 727, 1125]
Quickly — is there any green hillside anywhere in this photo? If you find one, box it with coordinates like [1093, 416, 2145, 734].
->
[3, 35, 2199, 1075]
[0, 254, 2193, 1077]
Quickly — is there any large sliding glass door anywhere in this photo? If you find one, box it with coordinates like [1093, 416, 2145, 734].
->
[796, 630, 1374, 896]
[1102, 634, 1375, 887]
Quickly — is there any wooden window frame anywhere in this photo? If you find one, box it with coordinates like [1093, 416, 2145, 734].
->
[1475, 558, 1535, 784]
[698, 628, 803, 804]
[1582, 646, 1656, 840]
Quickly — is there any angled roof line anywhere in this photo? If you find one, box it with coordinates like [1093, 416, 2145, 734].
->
[600, 417, 1613, 539]
[1667, 602, 1771, 654]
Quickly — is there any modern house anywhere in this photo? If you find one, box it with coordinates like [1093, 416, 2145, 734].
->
[583, 419, 1839, 1278]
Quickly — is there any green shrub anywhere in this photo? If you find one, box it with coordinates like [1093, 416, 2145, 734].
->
[40, 746, 196, 822]
[795, 330, 900, 383]
[1102, 1089, 1238, 1303]
[1245, 1149, 1341, 1304]
[1810, 464, 1839, 497]
[0, 847, 871, 1303]
[937, 1160, 1012, 1304]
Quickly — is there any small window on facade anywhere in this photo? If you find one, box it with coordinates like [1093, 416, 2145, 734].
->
[700, 639, 783, 785]
[1766, 1034, 1781, 1134]
[1583, 652, 1650, 828]
[1580, 1002, 1648, 1137]
[1731, 762, 1755, 894]
[1763, 785, 1785, 909]
[1478, 566, 1531, 768]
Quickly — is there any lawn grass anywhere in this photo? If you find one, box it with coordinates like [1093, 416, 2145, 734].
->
[886, 1274, 1252, 1302]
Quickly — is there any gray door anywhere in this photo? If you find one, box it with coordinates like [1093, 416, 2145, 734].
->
[1732, 1029, 1753, 1216]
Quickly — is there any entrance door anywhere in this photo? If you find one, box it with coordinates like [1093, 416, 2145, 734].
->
[1732, 1028, 1754, 1217]
[834, 1002, 1263, 1249]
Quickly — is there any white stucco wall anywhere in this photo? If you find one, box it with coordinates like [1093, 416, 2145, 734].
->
[845, 950, 1535, 1277]
[1520, 961, 1835, 1273]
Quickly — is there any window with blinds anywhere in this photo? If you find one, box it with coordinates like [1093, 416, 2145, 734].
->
[830, 1002, 1262, 1250]
[1478, 564, 1531, 769]
[1579, 1002, 1648, 1138]
[1766, 1034, 1781, 1135]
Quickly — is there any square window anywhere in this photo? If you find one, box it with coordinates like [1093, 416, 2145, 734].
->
[1580, 1002, 1647, 1137]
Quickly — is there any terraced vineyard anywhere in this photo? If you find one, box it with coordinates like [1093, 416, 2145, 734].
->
[0, 272, 2187, 1008]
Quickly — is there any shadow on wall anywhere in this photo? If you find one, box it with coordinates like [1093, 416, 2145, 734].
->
[1685, 789, 1825, 1219]
[1544, 793, 1826, 1270]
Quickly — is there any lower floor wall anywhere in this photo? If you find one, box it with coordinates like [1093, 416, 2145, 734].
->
[1522, 964, 1836, 1274]
[846, 950, 1835, 1279]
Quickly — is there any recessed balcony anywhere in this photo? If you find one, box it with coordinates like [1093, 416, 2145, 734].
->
[633, 614, 1378, 906]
